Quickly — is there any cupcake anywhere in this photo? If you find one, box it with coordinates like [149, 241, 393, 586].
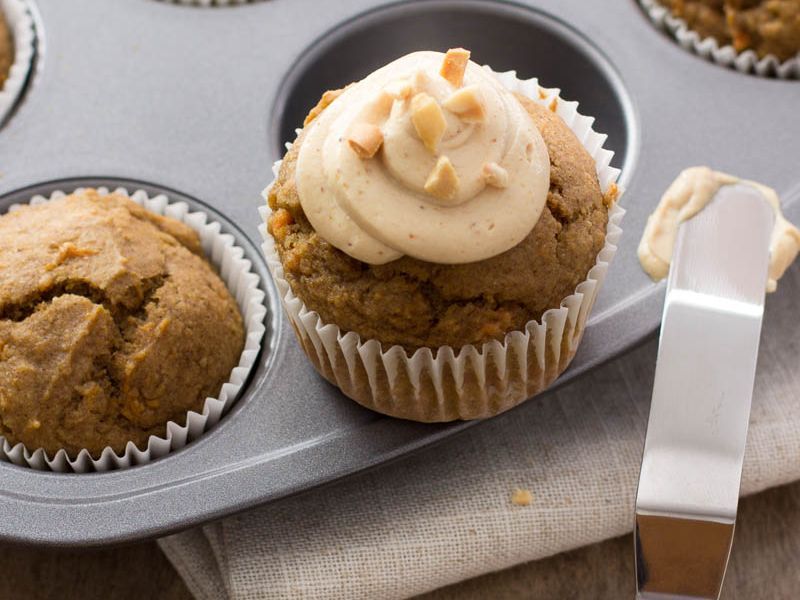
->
[264, 49, 621, 421]
[0, 189, 245, 459]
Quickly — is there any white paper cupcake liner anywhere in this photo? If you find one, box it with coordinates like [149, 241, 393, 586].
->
[260, 68, 625, 421]
[0, 187, 267, 472]
[640, 0, 800, 79]
[0, 0, 35, 123]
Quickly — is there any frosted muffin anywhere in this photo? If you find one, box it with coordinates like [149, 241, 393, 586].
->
[0, 190, 245, 456]
[658, 0, 800, 61]
[265, 49, 620, 421]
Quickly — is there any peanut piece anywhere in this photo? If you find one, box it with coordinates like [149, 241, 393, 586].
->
[385, 79, 413, 100]
[304, 88, 345, 125]
[440, 48, 470, 87]
[347, 123, 384, 159]
[482, 162, 509, 188]
[411, 93, 447, 153]
[424, 156, 460, 201]
[442, 85, 485, 123]
[367, 90, 395, 120]
[412, 70, 429, 91]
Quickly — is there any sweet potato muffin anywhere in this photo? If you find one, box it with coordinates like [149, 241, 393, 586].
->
[727, 0, 800, 60]
[0, 190, 244, 456]
[660, 0, 732, 43]
[660, 0, 800, 60]
[268, 92, 611, 351]
[263, 49, 621, 422]
[0, 9, 12, 89]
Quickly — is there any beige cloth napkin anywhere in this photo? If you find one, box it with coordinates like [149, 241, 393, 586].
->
[159, 264, 800, 600]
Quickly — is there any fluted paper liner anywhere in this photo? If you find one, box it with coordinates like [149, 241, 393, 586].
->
[0, 187, 267, 472]
[0, 0, 35, 122]
[261, 68, 625, 421]
[640, 0, 800, 79]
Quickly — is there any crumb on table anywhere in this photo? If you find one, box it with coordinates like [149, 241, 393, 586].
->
[511, 488, 534, 507]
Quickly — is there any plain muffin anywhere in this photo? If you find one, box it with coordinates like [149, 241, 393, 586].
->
[0, 190, 244, 456]
[659, 0, 800, 60]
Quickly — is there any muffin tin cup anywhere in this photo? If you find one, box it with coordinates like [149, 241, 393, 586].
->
[640, 0, 800, 79]
[0, 187, 267, 473]
[260, 67, 625, 422]
[0, 0, 35, 123]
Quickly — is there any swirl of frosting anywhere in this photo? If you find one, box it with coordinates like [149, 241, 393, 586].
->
[295, 50, 550, 265]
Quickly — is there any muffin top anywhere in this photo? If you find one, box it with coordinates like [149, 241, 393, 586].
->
[0, 190, 244, 456]
[0, 9, 12, 89]
[660, 0, 800, 61]
[269, 84, 614, 350]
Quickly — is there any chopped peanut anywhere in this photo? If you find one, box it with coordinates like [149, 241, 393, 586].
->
[347, 123, 383, 158]
[442, 85, 485, 123]
[511, 489, 534, 507]
[385, 79, 413, 100]
[411, 93, 447, 153]
[369, 90, 395, 120]
[348, 123, 384, 159]
[412, 70, 430, 91]
[440, 48, 470, 87]
[482, 162, 509, 188]
[304, 88, 345, 126]
[424, 156, 460, 201]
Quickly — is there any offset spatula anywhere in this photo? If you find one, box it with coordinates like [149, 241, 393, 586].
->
[634, 183, 776, 599]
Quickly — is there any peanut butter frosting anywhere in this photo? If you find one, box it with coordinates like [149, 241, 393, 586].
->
[295, 49, 551, 265]
[639, 166, 800, 292]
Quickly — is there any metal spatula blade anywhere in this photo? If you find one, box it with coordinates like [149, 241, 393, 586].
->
[634, 184, 776, 599]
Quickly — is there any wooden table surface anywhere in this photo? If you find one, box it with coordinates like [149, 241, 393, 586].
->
[2, 480, 799, 599]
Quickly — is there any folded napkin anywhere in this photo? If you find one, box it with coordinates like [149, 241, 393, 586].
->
[160, 264, 800, 600]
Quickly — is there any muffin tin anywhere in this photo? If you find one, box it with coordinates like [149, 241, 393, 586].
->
[0, 0, 797, 546]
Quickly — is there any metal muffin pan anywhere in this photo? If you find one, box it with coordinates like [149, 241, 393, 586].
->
[0, 0, 797, 546]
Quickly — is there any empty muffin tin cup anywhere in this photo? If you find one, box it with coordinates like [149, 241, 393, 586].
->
[0, 0, 35, 123]
[260, 67, 625, 422]
[0, 187, 267, 472]
[640, 0, 800, 79]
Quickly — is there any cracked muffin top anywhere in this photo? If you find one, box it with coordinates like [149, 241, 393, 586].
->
[268, 87, 614, 351]
[0, 190, 244, 457]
